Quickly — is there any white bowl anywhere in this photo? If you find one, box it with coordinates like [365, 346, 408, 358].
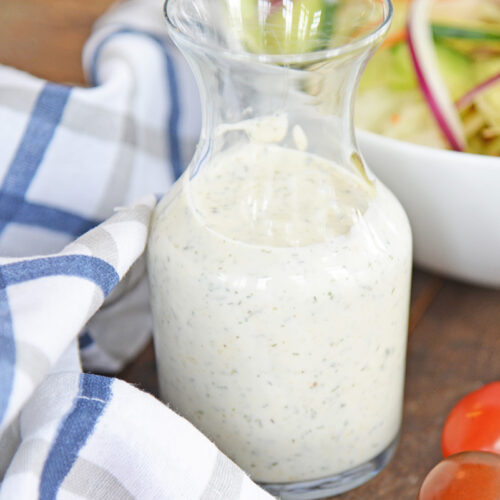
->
[358, 129, 500, 288]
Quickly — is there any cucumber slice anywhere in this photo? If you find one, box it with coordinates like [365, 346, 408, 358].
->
[264, 0, 328, 54]
[432, 24, 500, 43]
[235, 0, 337, 55]
[434, 42, 474, 100]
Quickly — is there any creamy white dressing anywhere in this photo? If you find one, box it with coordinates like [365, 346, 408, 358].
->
[190, 144, 372, 246]
[148, 140, 412, 483]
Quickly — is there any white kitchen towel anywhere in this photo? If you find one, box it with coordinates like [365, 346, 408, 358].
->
[0, 0, 273, 498]
[0, 0, 201, 372]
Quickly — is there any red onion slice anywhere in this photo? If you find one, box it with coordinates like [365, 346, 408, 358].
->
[456, 72, 500, 110]
[407, 0, 467, 151]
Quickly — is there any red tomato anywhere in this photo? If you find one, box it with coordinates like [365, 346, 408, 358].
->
[442, 382, 500, 457]
[418, 451, 500, 500]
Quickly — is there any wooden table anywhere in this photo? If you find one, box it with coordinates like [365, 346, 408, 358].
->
[3, 2, 500, 498]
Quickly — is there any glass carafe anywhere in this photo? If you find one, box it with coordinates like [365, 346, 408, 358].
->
[147, 1, 412, 498]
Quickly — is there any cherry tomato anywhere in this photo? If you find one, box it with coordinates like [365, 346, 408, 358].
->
[442, 382, 500, 457]
[418, 451, 500, 500]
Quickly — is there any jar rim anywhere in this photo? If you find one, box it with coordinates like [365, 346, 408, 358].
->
[164, 0, 393, 65]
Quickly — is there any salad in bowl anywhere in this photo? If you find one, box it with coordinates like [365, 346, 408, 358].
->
[356, 0, 500, 286]
[357, 0, 500, 156]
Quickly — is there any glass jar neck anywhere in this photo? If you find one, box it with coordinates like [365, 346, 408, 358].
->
[182, 43, 376, 178]
[165, 0, 392, 179]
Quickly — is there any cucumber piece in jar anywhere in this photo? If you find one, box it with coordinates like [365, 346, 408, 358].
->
[236, 0, 337, 55]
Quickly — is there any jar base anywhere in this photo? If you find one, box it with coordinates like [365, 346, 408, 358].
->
[259, 432, 400, 500]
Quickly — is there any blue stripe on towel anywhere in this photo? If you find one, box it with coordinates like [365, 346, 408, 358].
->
[39, 375, 113, 500]
[89, 28, 183, 179]
[163, 52, 182, 180]
[0, 272, 16, 426]
[0, 255, 119, 297]
[78, 331, 94, 350]
[0, 193, 100, 237]
[0, 83, 71, 235]
[0, 254, 117, 428]
[3, 83, 71, 195]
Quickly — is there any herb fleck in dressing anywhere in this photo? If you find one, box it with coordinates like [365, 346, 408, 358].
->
[148, 142, 412, 483]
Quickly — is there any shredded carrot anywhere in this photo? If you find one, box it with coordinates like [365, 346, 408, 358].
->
[380, 29, 408, 49]
[351, 19, 385, 38]
[390, 113, 401, 123]
[352, 2, 410, 41]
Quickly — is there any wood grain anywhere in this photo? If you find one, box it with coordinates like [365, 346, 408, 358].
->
[0, 0, 115, 84]
[409, 273, 444, 333]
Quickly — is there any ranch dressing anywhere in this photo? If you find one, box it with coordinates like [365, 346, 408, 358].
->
[148, 135, 412, 483]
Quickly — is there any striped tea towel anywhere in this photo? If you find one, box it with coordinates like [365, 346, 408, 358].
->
[0, 0, 201, 373]
[0, 0, 273, 498]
